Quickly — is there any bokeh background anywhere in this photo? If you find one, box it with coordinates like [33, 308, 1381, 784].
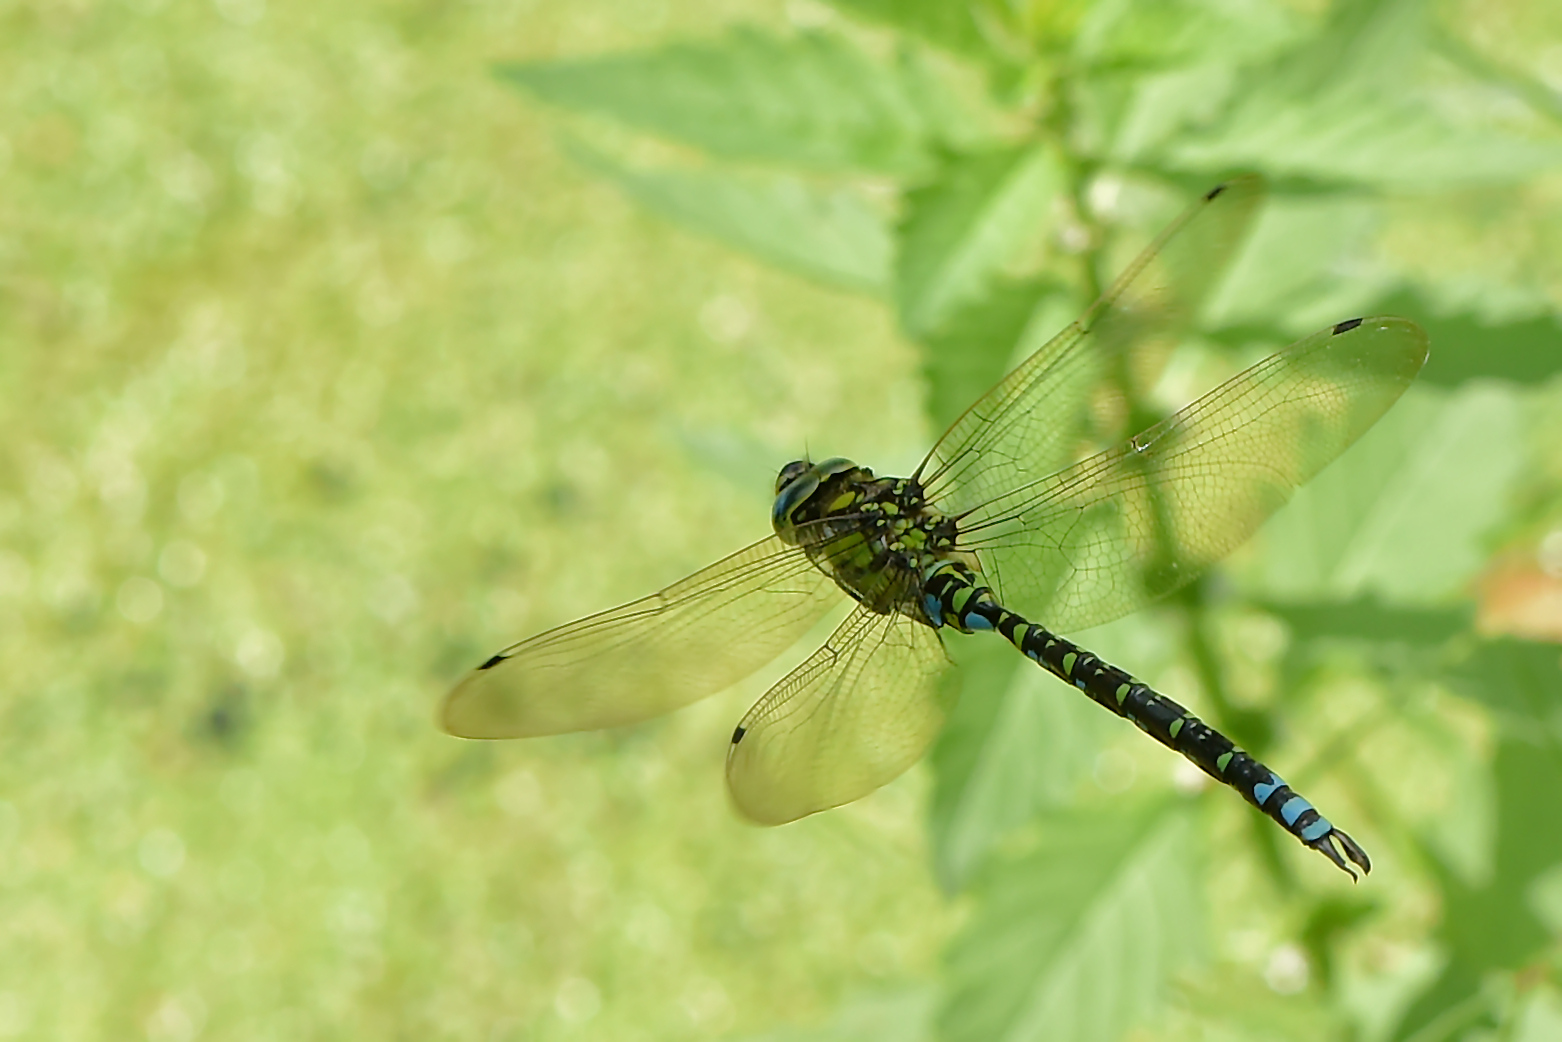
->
[3, 0, 1561, 1040]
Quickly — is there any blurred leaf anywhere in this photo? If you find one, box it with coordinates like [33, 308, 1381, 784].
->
[1531, 864, 1562, 936]
[1012, 0, 1095, 55]
[500, 28, 938, 174]
[896, 145, 1064, 338]
[1422, 730, 1501, 892]
[1417, 723, 1500, 890]
[1394, 737, 1562, 1040]
[1102, 63, 1242, 167]
[1441, 638, 1562, 733]
[738, 987, 934, 1042]
[1514, 989, 1562, 1042]
[1430, 25, 1562, 128]
[1225, 0, 1425, 96]
[1300, 896, 1380, 992]
[822, 0, 999, 61]
[1263, 605, 1502, 886]
[920, 277, 1066, 433]
[1168, 966, 1341, 1042]
[1203, 192, 1385, 333]
[1263, 596, 1471, 646]
[927, 641, 1019, 892]
[940, 797, 1202, 1042]
[1161, 0, 1562, 186]
[1073, 0, 1302, 68]
[568, 143, 892, 293]
[1373, 290, 1562, 388]
[926, 638, 1108, 891]
[1247, 383, 1525, 604]
[896, 45, 1006, 152]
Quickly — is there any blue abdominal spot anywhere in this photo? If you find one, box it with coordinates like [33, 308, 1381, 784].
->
[1300, 818, 1335, 842]
[1252, 775, 1283, 806]
[1279, 795, 1313, 826]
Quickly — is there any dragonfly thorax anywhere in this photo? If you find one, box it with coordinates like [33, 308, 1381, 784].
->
[771, 458, 962, 623]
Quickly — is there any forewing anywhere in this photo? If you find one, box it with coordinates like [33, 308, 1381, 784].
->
[442, 536, 843, 738]
[726, 606, 952, 825]
[956, 317, 1430, 630]
[919, 176, 1267, 517]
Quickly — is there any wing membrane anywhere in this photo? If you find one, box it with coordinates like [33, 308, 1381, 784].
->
[442, 536, 843, 738]
[954, 317, 1430, 630]
[726, 606, 952, 825]
[918, 176, 1267, 516]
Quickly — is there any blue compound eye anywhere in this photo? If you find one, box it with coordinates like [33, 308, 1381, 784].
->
[775, 460, 811, 495]
[772, 470, 820, 530]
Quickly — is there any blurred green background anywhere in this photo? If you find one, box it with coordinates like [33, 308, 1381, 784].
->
[3, 0, 1561, 1039]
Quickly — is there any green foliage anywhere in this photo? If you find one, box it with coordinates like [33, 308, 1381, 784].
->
[16, 0, 1557, 1038]
[497, 0, 1562, 1039]
[894, 145, 1064, 338]
[927, 637, 1110, 891]
[500, 28, 940, 175]
[1443, 639, 1562, 732]
[1263, 596, 1471, 647]
[941, 798, 1203, 1042]
[1249, 384, 1527, 602]
[1387, 290, 1562, 386]
[819, 0, 997, 60]
[1072, 0, 1303, 69]
[918, 277, 1067, 437]
[570, 141, 894, 293]
[1162, 0, 1562, 185]
[1398, 738, 1562, 1040]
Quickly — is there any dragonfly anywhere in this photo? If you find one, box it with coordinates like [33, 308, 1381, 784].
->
[443, 175, 1428, 880]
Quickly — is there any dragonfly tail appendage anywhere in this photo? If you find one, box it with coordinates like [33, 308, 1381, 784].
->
[922, 566, 1371, 879]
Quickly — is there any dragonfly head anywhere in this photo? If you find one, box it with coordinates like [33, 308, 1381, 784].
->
[774, 459, 813, 495]
[772, 457, 857, 536]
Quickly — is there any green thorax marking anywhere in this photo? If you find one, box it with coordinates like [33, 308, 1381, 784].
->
[772, 458, 959, 619]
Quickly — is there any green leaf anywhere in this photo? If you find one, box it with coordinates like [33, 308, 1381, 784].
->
[1441, 638, 1562, 734]
[1394, 737, 1562, 1041]
[1431, 24, 1562, 128]
[1202, 192, 1386, 333]
[1514, 990, 1562, 1042]
[1374, 290, 1562, 388]
[567, 143, 893, 294]
[1101, 63, 1243, 167]
[499, 28, 937, 175]
[926, 637, 1108, 892]
[940, 797, 1202, 1042]
[920, 277, 1065, 434]
[1073, 0, 1302, 69]
[1262, 596, 1471, 646]
[822, 0, 998, 62]
[1167, 967, 1341, 1042]
[895, 145, 1064, 338]
[1160, 0, 1562, 186]
[1245, 383, 1525, 604]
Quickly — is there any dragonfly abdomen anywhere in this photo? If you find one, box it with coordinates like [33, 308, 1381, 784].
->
[921, 561, 1372, 880]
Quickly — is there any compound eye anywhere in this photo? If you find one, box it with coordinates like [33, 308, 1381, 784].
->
[775, 460, 811, 494]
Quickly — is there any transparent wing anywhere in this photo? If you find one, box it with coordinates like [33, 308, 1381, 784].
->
[953, 317, 1430, 631]
[726, 605, 952, 825]
[442, 536, 843, 738]
[917, 175, 1267, 516]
